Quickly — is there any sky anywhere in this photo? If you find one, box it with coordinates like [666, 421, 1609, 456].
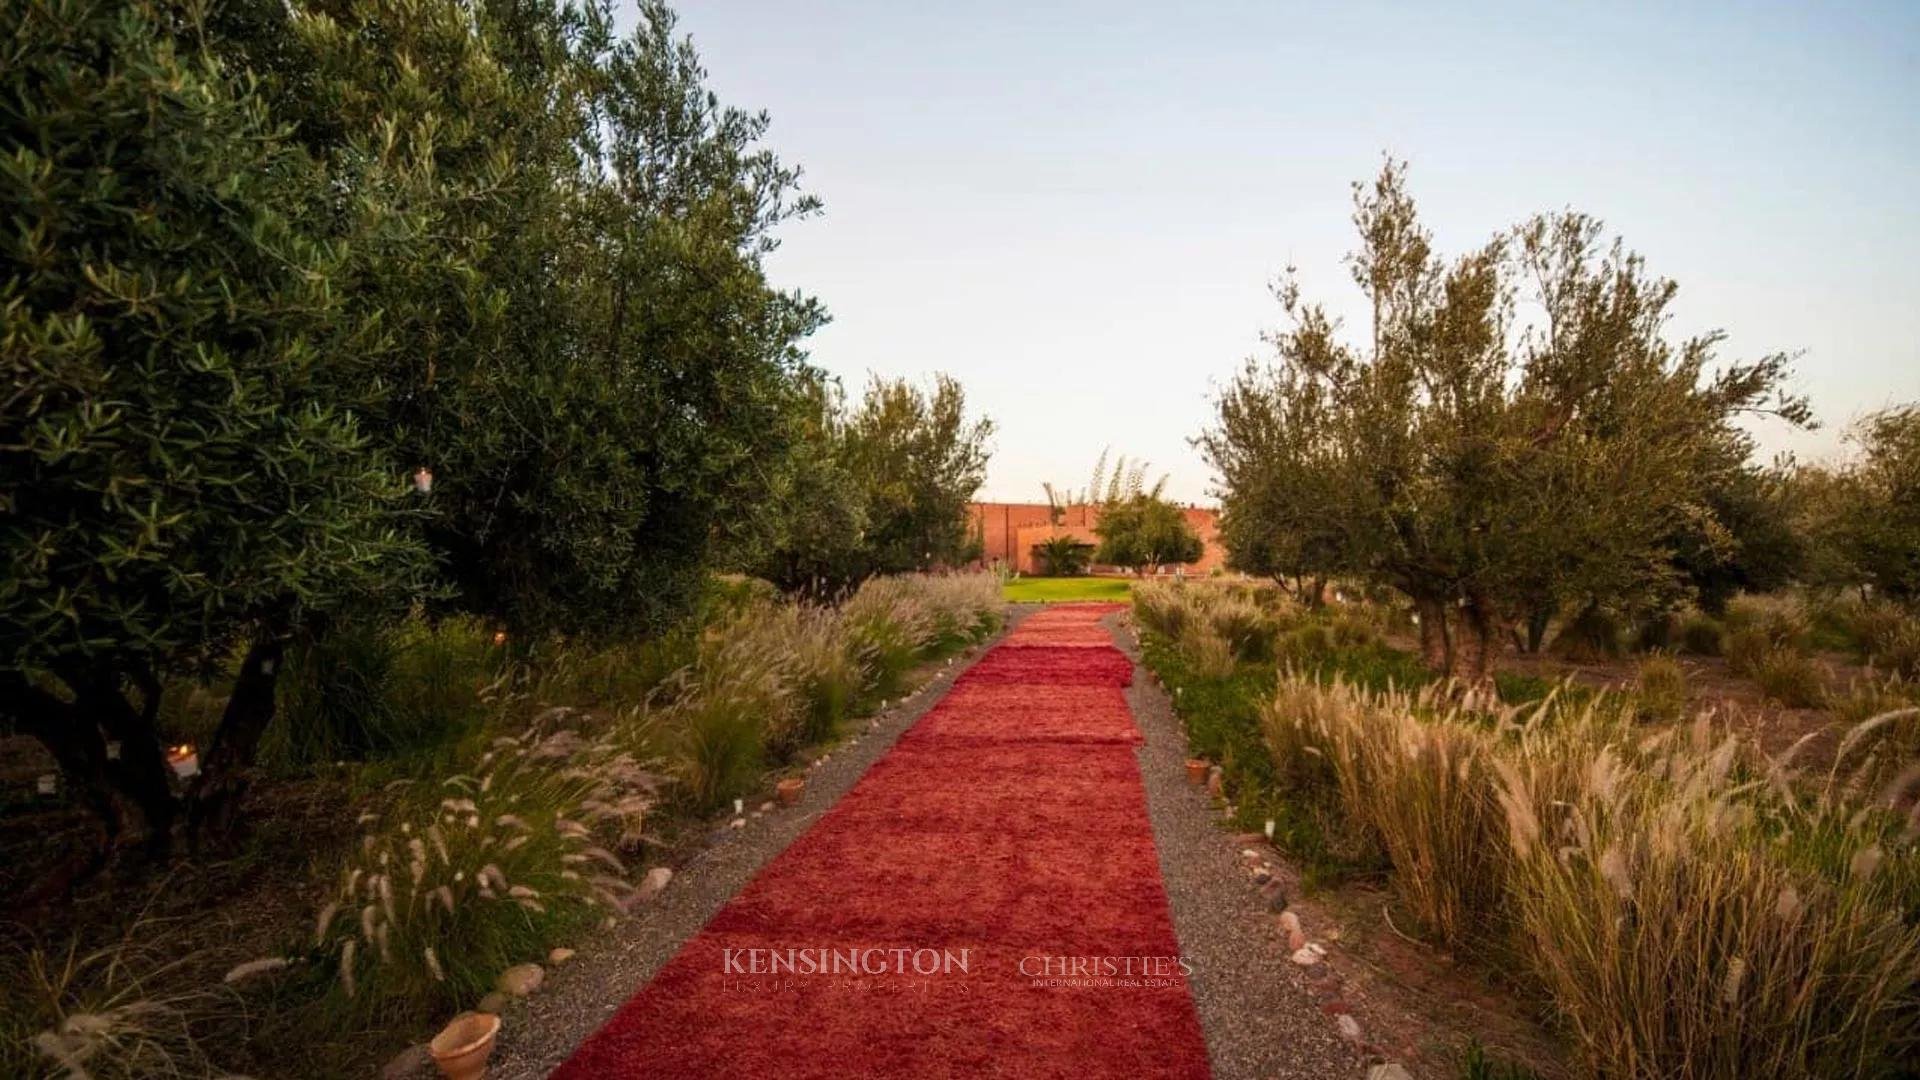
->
[625, 1, 1920, 504]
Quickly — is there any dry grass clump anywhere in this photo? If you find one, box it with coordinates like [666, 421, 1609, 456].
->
[1851, 603, 1920, 680]
[306, 728, 657, 1026]
[667, 614, 798, 809]
[673, 572, 1000, 807]
[839, 576, 938, 698]
[1135, 580, 1298, 670]
[1755, 648, 1828, 708]
[1205, 593, 1281, 663]
[3, 918, 225, 1080]
[1678, 612, 1725, 656]
[1724, 594, 1812, 677]
[1632, 654, 1690, 724]
[1497, 713, 1920, 1078]
[1132, 579, 1196, 639]
[1258, 668, 1920, 1077]
[1262, 678, 1512, 948]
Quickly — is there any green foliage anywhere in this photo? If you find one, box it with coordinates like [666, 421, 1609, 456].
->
[1806, 407, 1920, 603]
[1678, 613, 1726, 656]
[1549, 606, 1626, 661]
[1033, 534, 1094, 577]
[1095, 490, 1204, 572]
[1668, 462, 1808, 613]
[0, 0, 432, 682]
[267, 617, 504, 768]
[1198, 160, 1809, 686]
[1, 0, 861, 842]
[742, 375, 993, 592]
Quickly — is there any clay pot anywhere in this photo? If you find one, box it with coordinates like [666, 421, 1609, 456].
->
[430, 1011, 500, 1080]
[776, 778, 806, 806]
[1184, 759, 1209, 786]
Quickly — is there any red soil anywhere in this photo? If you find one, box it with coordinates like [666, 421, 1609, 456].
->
[552, 604, 1210, 1079]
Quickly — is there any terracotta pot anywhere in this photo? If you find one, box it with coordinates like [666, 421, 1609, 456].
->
[1184, 759, 1208, 786]
[776, 778, 806, 806]
[430, 1011, 500, 1080]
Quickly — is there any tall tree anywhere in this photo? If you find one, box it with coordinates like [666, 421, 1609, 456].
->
[1, 0, 830, 847]
[739, 372, 994, 591]
[1202, 160, 1808, 686]
[1095, 476, 1204, 575]
[838, 374, 994, 575]
[1, 0, 432, 854]
[1814, 406, 1920, 603]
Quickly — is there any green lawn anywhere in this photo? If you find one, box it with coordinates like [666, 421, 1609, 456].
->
[1001, 577, 1134, 603]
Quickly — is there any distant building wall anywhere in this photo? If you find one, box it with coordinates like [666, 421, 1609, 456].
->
[967, 501, 1227, 576]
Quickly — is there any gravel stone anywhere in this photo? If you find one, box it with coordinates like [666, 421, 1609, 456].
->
[1113, 611, 1362, 1078]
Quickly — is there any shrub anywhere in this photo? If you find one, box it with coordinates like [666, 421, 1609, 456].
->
[1755, 648, 1827, 708]
[1327, 611, 1381, 650]
[1550, 606, 1626, 661]
[1678, 613, 1725, 656]
[1724, 594, 1811, 649]
[1207, 596, 1279, 662]
[1631, 612, 1678, 653]
[1132, 580, 1194, 639]
[1280, 622, 1335, 663]
[671, 619, 795, 810]
[1845, 601, 1920, 679]
[1632, 655, 1690, 724]
[1723, 625, 1772, 676]
[1181, 623, 1241, 680]
[269, 617, 503, 768]
[840, 580, 935, 700]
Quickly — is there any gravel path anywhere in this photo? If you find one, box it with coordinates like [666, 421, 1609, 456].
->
[488, 602, 1362, 1078]
[1109, 609, 1366, 1079]
[490, 608, 1033, 1079]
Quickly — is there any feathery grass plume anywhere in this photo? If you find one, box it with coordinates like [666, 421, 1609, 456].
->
[4, 917, 226, 1080]
[302, 731, 630, 1031]
[1631, 653, 1690, 724]
[1155, 593, 1920, 1078]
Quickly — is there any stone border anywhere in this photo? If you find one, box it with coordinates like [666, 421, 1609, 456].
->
[1109, 608, 1370, 1079]
[483, 607, 1035, 1079]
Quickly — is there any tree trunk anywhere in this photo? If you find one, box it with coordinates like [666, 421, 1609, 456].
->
[188, 635, 285, 844]
[1524, 604, 1555, 654]
[1455, 594, 1506, 692]
[1413, 595, 1452, 675]
[1306, 577, 1327, 610]
[4, 674, 122, 840]
[62, 665, 176, 859]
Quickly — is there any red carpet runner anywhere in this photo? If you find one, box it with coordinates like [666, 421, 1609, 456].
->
[553, 604, 1210, 1078]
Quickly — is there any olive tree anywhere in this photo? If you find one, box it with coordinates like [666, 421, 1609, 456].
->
[1814, 406, 1920, 603]
[1202, 161, 1808, 686]
[1, 0, 431, 854]
[1095, 481, 1204, 575]
[837, 374, 994, 576]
